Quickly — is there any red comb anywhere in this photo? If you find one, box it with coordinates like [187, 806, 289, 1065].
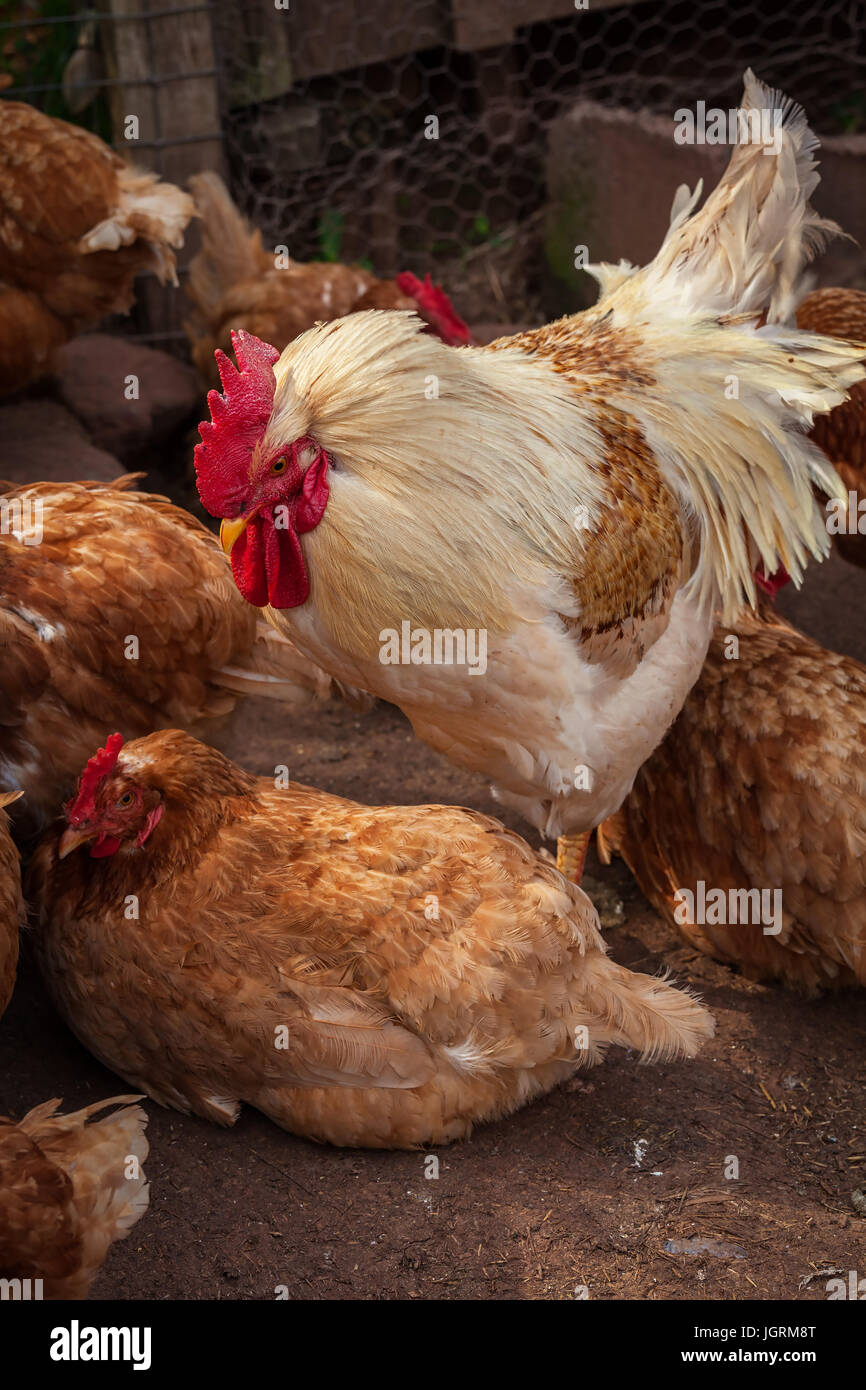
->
[66, 733, 124, 824]
[195, 330, 280, 517]
[395, 272, 472, 346]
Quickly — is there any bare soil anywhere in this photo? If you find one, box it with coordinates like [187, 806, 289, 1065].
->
[1, 547, 864, 1303]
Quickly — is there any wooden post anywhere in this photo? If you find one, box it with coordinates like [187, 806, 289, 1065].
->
[99, 0, 223, 179]
[98, 0, 225, 344]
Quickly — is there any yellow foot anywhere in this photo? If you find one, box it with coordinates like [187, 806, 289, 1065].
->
[556, 831, 591, 884]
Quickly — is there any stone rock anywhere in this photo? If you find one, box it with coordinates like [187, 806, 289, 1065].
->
[53, 334, 201, 461]
[0, 399, 125, 486]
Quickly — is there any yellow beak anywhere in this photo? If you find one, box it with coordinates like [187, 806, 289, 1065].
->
[58, 827, 96, 860]
[220, 515, 249, 556]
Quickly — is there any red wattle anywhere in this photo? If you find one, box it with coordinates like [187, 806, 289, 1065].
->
[230, 515, 269, 608]
[267, 517, 311, 607]
[229, 451, 329, 610]
[90, 834, 122, 858]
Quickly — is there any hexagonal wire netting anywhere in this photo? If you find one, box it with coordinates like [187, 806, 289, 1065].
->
[2, 0, 864, 345]
[212, 0, 866, 328]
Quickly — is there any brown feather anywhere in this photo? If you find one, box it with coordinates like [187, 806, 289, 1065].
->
[600, 604, 866, 992]
[0, 1096, 148, 1298]
[0, 481, 339, 831]
[0, 792, 22, 1019]
[796, 287, 866, 568]
[29, 731, 713, 1149]
[0, 101, 194, 392]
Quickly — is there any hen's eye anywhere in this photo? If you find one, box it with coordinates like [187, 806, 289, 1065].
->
[271, 456, 288, 475]
[117, 791, 134, 808]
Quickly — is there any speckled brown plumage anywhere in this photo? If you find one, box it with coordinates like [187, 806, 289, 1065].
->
[0, 792, 22, 1019]
[0, 478, 335, 832]
[489, 308, 656, 393]
[29, 730, 713, 1149]
[0, 101, 193, 393]
[567, 407, 684, 673]
[0, 1096, 148, 1298]
[489, 320, 686, 675]
[796, 287, 866, 567]
[598, 604, 866, 992]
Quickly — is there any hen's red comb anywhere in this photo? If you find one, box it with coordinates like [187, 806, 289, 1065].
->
[396, 272, 472, 346]
[195, 329, 280, 517]
[67, 733, 124, 824]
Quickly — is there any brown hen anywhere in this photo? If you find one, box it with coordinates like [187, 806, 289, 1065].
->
[0, 1096, 148, 1298]
[184, 171, 470, 386]
[598, 604, 866, 993]
[0, 790, 22, 1019]
[29, 730, 713, 1150]
[796, 287, 866, 567]
[0, 101, 194, 393]
[0, 477, 338, 833]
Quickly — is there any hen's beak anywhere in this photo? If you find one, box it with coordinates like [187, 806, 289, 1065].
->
[58, 827, 95, 859]
[220, 515, 249, 556]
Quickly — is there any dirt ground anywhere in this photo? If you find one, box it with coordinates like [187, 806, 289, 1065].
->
[1, 533, 864, 1302]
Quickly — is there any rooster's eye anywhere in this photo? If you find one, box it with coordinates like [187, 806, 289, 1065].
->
[271, 456, 288, 475]
[117, 791, 134, 808]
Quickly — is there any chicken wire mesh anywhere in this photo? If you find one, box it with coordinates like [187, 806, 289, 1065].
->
[2, 0, 865, 342]
[212, 0, 866, 326]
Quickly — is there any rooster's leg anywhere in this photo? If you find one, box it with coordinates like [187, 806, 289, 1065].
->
[556, 831, 591, 884]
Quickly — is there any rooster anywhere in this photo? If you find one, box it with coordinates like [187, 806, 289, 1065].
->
[0, 477, 340, 834]
[0, 100, 194, 394]
[195, 72, 865, 885]
[184, 171, 471, 387]
[0, 1095, 148, 1298]
[598, 602, 866, 993]
[796, 287, 866, 568]
[0, 789, 22, 1019]
[29, 729, 713, 1150]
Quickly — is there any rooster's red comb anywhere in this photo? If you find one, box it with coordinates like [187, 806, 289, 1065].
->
[396, 272, 472, 346]
[195, 329, 280, 517]
[66, 733, 124, 823]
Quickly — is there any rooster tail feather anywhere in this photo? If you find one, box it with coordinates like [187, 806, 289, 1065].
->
[645, 69, 840, 322]
[607, 69, 866, 621]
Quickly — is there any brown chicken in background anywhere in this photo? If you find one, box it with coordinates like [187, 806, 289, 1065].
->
[184, 171, 471, 386]
[796, 287, 866, 567]
[0, 1095, 148, 1298]
[0, 790, 23, 1020]
[598, 603, 866, 993]
[0, 100, 194, 394]
[0, 476, 340, 834]
[30, 729, 713, 1150]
